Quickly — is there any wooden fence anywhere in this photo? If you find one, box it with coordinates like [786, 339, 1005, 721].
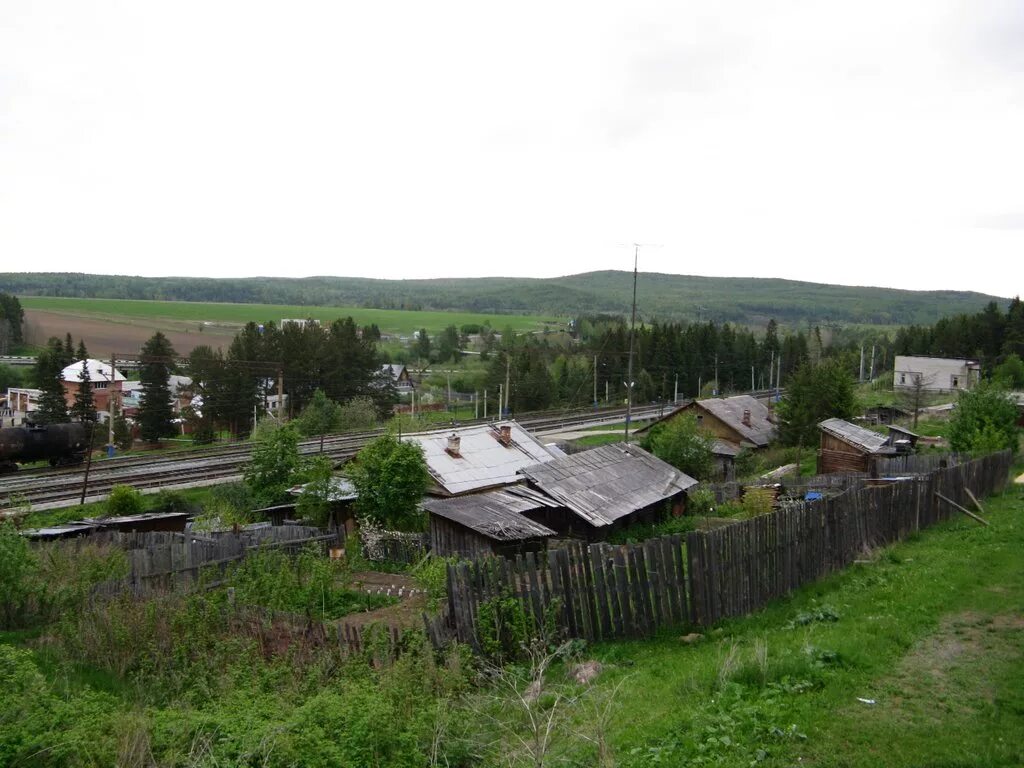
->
[440, 451, 1012, 648]
[687, 449, 1011, 625]
[84, 525, 336, 596]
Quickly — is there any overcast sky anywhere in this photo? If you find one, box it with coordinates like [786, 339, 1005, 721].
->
[1, 1, 1021, 296]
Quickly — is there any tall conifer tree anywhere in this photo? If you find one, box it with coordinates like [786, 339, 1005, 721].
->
[139, 332, 177, 442]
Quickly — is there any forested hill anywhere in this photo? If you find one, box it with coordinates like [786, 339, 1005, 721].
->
[0, 271, 1006, 327]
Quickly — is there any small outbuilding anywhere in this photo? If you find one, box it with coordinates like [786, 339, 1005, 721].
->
[817, 418, 896, 474]
[423, 488, 558, 559]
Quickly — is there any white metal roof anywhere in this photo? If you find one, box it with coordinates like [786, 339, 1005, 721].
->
[61, 359, 126, 384]
[402, 421, 559, 496]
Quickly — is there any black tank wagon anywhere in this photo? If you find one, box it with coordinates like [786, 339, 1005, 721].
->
[0, 423, 90, 472]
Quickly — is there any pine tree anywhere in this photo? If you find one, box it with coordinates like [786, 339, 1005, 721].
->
[70, 358, 97, 423]
[76, 338, 88, 361]
[138, 332, 177, 443]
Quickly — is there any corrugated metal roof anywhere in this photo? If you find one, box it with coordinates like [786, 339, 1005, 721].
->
[696, 396, 776, 447]
[422, 489, 556, 541]
[819, 418, 894, 453]
[519, 443, 698, 528]
[402, 421, 558, 495]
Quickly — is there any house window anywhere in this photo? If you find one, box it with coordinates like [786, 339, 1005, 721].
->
[94, 381, 108, 389]
[951, 376, 959, 388]
[899, 374, 906, 384]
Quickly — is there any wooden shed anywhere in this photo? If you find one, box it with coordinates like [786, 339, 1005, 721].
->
[423, 488, 557, 559]
[817, 418, 896, 474]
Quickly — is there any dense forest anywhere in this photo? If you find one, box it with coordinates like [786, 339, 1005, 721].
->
[894, 298, 1024, 372]
[0, 270, 1004, 327]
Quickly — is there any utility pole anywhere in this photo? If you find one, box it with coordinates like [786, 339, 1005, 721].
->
[498, 384, 503, 419]
[751, 366, 755, 392]
[674, 374, 678, 404]
[714, 354, 719, 396]
[605, 381, 609, 404]
[277, 367, 285, 421]
[80, 420, 95, 505]
[859, 345, 865, 383]
[593, 355, 598, 408]
[108, 353, 116, 453]
[483, 388, 487, 419]
[777, 355, 782, 392]
[769, 350, 774, 391]
[869, 345, 876, 382]
[624, 244, 639, 444]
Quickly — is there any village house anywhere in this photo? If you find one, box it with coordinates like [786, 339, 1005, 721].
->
[404, 422, 564, 557]
[517, 442, 698, 538]
[381, 363, 415, 394]
[657, 394, 776, 451]
[893, 355, 981, 393]
[60, 359, 126, 422]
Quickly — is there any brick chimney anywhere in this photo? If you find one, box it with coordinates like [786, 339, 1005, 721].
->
[742, 409, 752, 427]
[498, 424, 512, 446]
[445, 433, 461, 457]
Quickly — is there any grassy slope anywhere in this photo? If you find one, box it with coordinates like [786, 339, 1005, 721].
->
[18, 296, 559, 336]
[595, 476, 1024, 767]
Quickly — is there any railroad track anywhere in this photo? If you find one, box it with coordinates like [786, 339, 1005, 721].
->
[2, 390, 784, 511]
[0, 403, 673, 511]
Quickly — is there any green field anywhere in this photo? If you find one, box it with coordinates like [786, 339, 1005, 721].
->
[20, 296, 562, 336]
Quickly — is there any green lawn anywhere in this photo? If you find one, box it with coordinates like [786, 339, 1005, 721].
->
[20, 296, 562, 336]
[592, 473, 1024, 767]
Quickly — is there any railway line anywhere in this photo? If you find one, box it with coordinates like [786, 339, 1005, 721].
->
[0, 403, 674, 511]
[2, 390, 781, 512]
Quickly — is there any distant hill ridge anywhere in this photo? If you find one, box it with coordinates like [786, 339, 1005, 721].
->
[0, 270, 1005, 327]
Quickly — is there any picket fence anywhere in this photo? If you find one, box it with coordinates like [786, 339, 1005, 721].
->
[438, 451, 1012, 649]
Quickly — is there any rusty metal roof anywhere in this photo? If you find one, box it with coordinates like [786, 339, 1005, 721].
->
[519, 443, 698, 528]
[422, 489, 557, 541]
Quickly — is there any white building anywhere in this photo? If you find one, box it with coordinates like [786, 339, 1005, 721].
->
[893, 355, 981, 393]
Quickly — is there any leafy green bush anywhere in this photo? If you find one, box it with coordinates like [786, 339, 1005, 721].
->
[229, 545, 394, 620]
[106, 484, 144, 517]
[948, 381, 1019, 454]
[0, 521, 38, 628]
[149, 489, 191, 515]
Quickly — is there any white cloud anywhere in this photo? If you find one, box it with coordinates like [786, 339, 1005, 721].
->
[0, 0, 1021, 298]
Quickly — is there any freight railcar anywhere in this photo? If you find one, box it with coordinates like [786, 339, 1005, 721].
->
[0, 422, 90, 472]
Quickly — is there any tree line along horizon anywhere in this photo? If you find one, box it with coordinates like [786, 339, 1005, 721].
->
[1, 291, 1023, 449]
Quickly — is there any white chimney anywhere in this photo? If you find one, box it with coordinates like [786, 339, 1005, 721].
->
[742, 409, 752, 427]
[446, 433, 461, 456]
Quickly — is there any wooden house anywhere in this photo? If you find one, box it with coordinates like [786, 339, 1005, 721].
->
[817, 418, 896, 474]
[407, 421, 563, 556]
[517, 443, 698, 538]
[658, 395, 776, 450]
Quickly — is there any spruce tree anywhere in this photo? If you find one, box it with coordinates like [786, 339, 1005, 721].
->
[139, 332, 177, 443]
[62, 333, 74, 368]
[70, 358, 97, 423]
[76, 338, 88, 361]
[34, 342, 69, 424]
